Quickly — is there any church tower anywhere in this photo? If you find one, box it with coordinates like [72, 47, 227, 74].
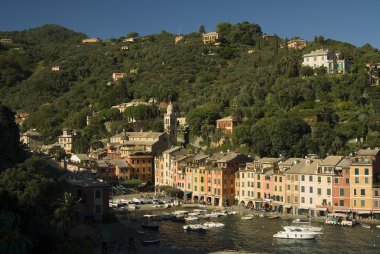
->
[164, 102, 177, 146]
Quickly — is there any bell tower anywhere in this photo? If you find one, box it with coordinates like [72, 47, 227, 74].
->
[164, 102, 177, 146]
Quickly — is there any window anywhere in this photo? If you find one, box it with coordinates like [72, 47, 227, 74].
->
[195, 177, 197, 183]
[201, 186, 204, 192]
[275, 186, 277, 191]
[194, 186, 197, 191]
[287, 185, 290, 191]
[354, 189, 357, 195]
[327, 177, 331, 183]
[301, 197, 305, 203]
[317, 188, 322, 195]
[318, 176, 321, 183]
[301, 186, 305, 193]
[280, 177, 282, 182]
[340, 188, 344, 196]
[295, 196, 298, 203]
[266, 183, 269, 189]
[355, 177, 359, 184]
[95, 190, 101, 199]
[345, 178, 349, 184]
[201, 177, 204, 183]
[355, 168, 359, 175]
[295, 175, 298, 181]
[361, 189, 365, 196]
[322, 199, 327, 205]
[375, 190, 379, 196]
[334, 178, 339, 184]
[327, 189, 331, 195]
[295, 185, 298, 191]
[95, 205, 102, 214]
[287, 196, 290, 203]
[354, 200, 357, 206]
[375, 200, 379, 207]
[339, 200, 344, 206]
[301, 175, 305, 181]
[310, 197, 313, 204]
[309, 175, 313, 182]
[365, 177, 369, 184]
[361, 200, 365, 207]
[365, 168, 369, 175]
[309, 187, 313, 193]
[257, 182, 261, 188]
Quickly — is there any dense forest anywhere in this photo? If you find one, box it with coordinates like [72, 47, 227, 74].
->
[1, 23, 380, 158]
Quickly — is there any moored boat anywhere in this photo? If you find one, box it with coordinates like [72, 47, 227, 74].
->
[241, 216, 253, 220]
[183, 224, 207, 232]
[141, 221, 160, 230]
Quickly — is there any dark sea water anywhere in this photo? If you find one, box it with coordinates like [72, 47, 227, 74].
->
[126, 210, 380, 254]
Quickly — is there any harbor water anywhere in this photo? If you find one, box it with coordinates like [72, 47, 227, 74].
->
[126, 209, 380, 254]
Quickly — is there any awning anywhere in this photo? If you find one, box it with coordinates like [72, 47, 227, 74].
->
[373, 210, 380, 214]
[357, 210, 371, 214]
[283, 205, 292, 209]
[298, 207, 310, 210]
[184, 191, 192, 195]
[316, 208, 327, 212]
[254, 198, 263, 202]
[334, 209, 350, 213]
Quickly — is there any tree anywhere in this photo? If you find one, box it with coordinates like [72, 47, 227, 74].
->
[127, 32, 139, 38]
[198, 25, 206, 34]
[0, 211, 32, 254]
[300, 66, 314, 77]
[0, 105, 22, 170]
[51, 192, 79, 239]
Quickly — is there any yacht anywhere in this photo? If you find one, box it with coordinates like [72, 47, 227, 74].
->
[273, 227, 320, 239]
[241, 216, 254, 220]
[204, 222, 224, 228]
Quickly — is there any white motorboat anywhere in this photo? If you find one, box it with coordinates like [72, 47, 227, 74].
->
[376, 225, 380, 229]
[283, 226, 323, 233]
[228, 211, 237, 215]
[185, 216, 199, 221]
[204, 222, 224, 228]
[361, 224, 371, 229]
[183, 224, 207, 232]
[273, 227, 320, 239]
[273, 230, 317, 239]
[188, 212, 200, 216]
[241, 216, 254, 220]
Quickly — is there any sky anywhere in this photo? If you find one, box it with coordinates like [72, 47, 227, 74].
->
[1, 0, 379, 49]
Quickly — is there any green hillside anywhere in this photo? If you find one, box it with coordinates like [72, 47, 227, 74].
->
[1, 22, 380, 157]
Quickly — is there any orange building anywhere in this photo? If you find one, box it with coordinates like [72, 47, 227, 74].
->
[332, 157, 351, 212]
[124, 151, 154, 182]
[216, 116, 238, 135]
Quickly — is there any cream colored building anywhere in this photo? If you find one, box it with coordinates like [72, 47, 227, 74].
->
[58, 128, 80, 154]
[82, 38, 100, 43]
[202, 32, 219, 44]
[302, 49, 348, 74]
[112, 73, 127, 81]
[236, 163, 256, 207]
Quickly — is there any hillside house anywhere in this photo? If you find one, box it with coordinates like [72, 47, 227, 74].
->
[82, 38, 100, 43]
[202, 32, 219, 44]
[112, 72, 127, 81]
[58, 128, 80, 154]
[216, 116, 239, 135]
[0, 38, 13, 44]
[287, 39, 306, 49]
[302, 49, 348, 74]
[20, 129, 43, 151]
[175, 35, 184, 44]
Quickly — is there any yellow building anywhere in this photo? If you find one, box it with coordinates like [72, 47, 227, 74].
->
[349, 149, 380, 216]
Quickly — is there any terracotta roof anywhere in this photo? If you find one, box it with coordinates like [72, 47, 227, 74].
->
[256, 157, 282, 164]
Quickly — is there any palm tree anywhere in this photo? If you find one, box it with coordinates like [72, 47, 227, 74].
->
[51, 192, 79, 239]
[0, 211, 31, 254]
